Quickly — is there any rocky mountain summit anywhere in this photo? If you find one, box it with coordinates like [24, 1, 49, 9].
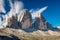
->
[19, 9, 32, 29]
[33, 13, 47, 30]
[5, 9, 58, 31]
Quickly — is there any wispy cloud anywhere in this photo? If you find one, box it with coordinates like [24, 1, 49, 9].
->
[57, 26, 60, 28]
[0, 0, 24, 28]
[7, 0, 24, 17]
[0, 0, 6, 13]
[36, 6, 48, 13]
[29, 6, 48, 19]
[14, 1, 24, 13]
[0, 0, 6, 28]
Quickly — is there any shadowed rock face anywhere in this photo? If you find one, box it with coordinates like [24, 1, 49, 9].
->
[47, 22, 53, 30]
[0, 35, 20, 40]
[6, 14, 21, 29]
[33, 13, 55, 31]
[6, 9, 32, 29]
[33, 14, 48, 30]
[19, 9, 32, 29]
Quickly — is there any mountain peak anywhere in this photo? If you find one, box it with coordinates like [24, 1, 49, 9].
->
[35, 13, 41, 18]
[19, 9, 32, 29]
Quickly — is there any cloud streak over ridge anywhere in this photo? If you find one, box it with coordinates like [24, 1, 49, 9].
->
[0, 0, 6, 13]
[29, 6, 48, 19]
[0, 0, 24, 28]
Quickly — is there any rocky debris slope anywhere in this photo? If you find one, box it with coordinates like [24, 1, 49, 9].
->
[0, 28, 60, 40]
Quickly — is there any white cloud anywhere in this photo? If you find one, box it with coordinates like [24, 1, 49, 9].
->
[7, 0, 24, 17]
[0, 0, 6, 13]
[0, 0, 6, 28]
[57, 26, 60, 29]
[0, 0, 24, 28]
[36, 6, 48, 14]
[14, 1, 24, 13]
[30, 6, 48, 19]
[29, 9, 34, 13]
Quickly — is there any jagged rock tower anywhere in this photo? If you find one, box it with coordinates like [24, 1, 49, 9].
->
[34, 13, 47, 30]
[19, 9, 32, 29]
[6, 14, 19, 29]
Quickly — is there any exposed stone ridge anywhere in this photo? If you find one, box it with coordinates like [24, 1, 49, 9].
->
[19, 9, 32, 29]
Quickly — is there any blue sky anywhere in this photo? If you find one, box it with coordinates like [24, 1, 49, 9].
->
[1, 0, 60, 27]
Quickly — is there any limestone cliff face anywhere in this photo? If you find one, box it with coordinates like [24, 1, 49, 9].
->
[5, 9, 54, 31]
[33, 13, 54, 31]
[19, 9, 32, 29]
[6, 14, 19, 29]
[33, 13, 47, 30]
[6, 9, 32, 29]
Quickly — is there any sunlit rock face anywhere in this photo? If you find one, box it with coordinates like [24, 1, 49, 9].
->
[19, 9, 32, 29]
[6, 14, 19, 29]
[34, 13, 47, 30]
